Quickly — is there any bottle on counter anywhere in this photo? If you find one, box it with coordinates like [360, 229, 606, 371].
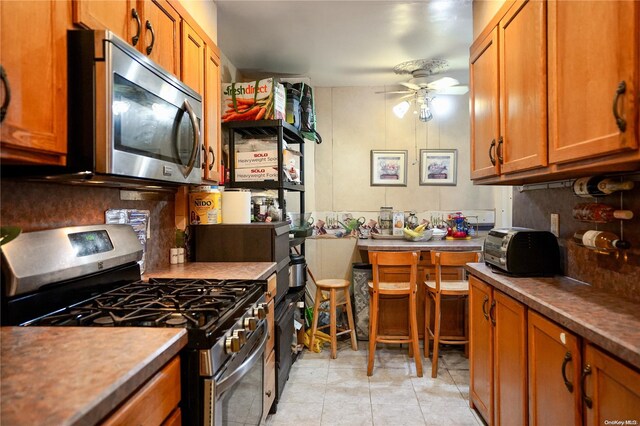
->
[573, 176, 635, 198]
[572, 229, 631, 252]
[572, 203, 634, 223]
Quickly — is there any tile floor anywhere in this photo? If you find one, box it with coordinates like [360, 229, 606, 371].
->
[264, 341, 485, 426]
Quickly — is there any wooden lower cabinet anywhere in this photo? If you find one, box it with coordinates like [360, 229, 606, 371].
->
[469, 276, 527, 426]
[528, 311, 581, 426]
[101, 356, 181, 426]
[583, 344, 640, 426]
[262, 273, 276, 422]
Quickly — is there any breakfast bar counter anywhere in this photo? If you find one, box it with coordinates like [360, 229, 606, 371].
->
[357, 237, 484, 253]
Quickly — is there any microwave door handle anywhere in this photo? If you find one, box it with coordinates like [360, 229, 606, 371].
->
[215, 323, 268, 397]
[182, 99, 200, 176]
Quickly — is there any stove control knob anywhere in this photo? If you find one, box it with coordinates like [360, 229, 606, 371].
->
[233, 329, 247, 344]
[243, 317, 258, 331]
[253, 306, 266, 320]
[225, 336, 241, 353]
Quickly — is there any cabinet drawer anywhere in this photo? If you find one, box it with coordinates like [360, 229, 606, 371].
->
[266, 274, 277, 303]
[266, 298, 275, 356]
[101, 356, 181, 426]
[263, 349, 276, 421]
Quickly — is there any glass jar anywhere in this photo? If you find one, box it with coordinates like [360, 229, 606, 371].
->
[379, 207, 393, 235]
[406, 211, 419, 230]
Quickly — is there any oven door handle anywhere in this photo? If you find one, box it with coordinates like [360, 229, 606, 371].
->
[216, 324, 268, 397]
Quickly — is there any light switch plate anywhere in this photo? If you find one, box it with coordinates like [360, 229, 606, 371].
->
[550, 214, 559, 237]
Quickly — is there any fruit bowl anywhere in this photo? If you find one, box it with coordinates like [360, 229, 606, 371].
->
[431, 228, 448, 241]
[402, 229, 433, 242]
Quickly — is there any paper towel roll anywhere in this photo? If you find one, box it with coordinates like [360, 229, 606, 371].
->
[221, 190, 251, 223]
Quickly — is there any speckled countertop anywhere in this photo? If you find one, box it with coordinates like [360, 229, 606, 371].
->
[1, 327, 187, 426]
[467, 263, 640, 369]
[358, 237, 484, 252]
[144, 261, 277, 281]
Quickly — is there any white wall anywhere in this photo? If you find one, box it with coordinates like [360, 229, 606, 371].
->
[181, 0, 218, 42]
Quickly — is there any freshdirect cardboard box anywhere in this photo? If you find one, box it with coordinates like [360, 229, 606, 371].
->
[222, 78, 286, 123]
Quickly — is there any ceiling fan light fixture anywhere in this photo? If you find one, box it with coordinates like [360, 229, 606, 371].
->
[393, 100, 411, 118]
[419, 103, 433, 122]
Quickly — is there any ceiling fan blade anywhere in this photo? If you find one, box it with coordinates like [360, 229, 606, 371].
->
[374, 90, 414, 95]
[398, 93, 415, 100]
[434, 85, 469, 95]
[399, 81, 421, 91]
[426, 76, 460, 90]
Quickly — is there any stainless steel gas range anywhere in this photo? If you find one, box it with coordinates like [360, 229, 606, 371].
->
[1, 224, 269, 425]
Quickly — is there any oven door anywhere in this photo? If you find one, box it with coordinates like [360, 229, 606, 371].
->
[97, 31, 202, 185]
[204, 321, 267, 425]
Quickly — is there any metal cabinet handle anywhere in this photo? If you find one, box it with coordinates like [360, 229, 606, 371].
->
[482, 296, 489, 320]
[0, 65, 10, 123]
[201, 144, 206, 169]
[581, 364, 593, 409]
[561, 351, 574, 393]
[497, 136, 504, 164]
[145, 20, 155, 55]
[489, 139, 496, 166]
[613, 81, 627, 132]
[265, 390, 272, 397]
[131, 9, 141, 46]
[208, 146, 215, 171]
[489, 300, 496, 325]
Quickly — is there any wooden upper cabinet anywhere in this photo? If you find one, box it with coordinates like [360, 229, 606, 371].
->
[139, 0, 180, 76]
[470, 27, 500, 180]
[469, 276, 493, 425]
[73, 0, 135, 44]
[548, 0, 638, 164]
[498, 0, 547, 175]
[204, 44, 221, 182]
[583, 344, 640, 426]
[0, 0, 69, 165]
[181, 21, 205, 96]
[73, 0, 180, 76]
[528, 311, 581, 426]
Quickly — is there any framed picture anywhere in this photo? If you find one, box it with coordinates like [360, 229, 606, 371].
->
[419, 149, 457, 186]
[370, 150, 408, 186]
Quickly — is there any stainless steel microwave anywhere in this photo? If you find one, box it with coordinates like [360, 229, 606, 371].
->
[61, 30, 202, 187]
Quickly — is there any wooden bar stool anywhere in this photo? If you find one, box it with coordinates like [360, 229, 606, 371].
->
[424, 251, 481, 378]
[309, 279, 358, 359]
[368, 251, 422, 377]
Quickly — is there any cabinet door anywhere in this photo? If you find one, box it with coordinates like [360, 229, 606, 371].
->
[493, 290, 527, 426]
[73, 0, 136, 44]
[181, 21, 205, 95]
[469, 276, 493, 424]
[583, 344, 640, 426]
[204, 44, 221, 182]
[548, 0, 638, 164]
[263, 349, 276, 422]
[528, 311, 581, 426]
[1, 0, 69, 165]
[498, 0, 548, 174]
[470, 27, 501, 179]
[141, 0, 180, 76]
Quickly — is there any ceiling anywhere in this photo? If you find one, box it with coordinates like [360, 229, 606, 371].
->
[216, 0, 473, 88]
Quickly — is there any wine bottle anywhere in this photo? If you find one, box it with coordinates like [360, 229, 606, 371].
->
[572, 203, 634, 223]
[573, 230, 631, 251]
[573, 176, 635, 198]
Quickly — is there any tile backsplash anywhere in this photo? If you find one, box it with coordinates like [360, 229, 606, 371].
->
[0, 180, 176, 272]
[512, 181, 640, 303]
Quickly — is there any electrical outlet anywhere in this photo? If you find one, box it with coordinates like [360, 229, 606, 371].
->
[550, 214, 559, 237]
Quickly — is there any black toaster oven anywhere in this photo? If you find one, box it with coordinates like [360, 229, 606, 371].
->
[483, 227, 560, 276]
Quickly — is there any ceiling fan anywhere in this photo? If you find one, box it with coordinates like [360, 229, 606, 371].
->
[381, 58, 469, 96]
[379, 59, 469, 121]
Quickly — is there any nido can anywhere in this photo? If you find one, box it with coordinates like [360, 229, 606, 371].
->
[189, 186, 221, 225]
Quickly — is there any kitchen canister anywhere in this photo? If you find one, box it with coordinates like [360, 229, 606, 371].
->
[189, 186, 221, 225]
[221, 189, 251, 223]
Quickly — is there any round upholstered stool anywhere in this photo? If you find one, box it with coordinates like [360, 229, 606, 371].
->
[309, 279, 358, 358]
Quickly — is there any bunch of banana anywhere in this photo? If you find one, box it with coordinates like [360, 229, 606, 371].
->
[403, 222, 429, 240]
